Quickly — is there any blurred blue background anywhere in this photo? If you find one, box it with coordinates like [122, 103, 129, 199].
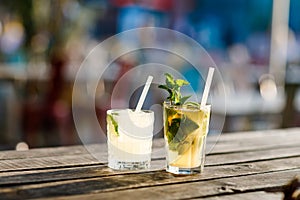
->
[0, 0, 300, 149]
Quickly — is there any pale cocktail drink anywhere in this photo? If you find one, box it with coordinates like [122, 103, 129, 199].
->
[163, 102, 211, 174]
[107, 109, 154, 170]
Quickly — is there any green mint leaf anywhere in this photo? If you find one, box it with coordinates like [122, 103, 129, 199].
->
[158, 73, 191, 105]
[158, 84, 174, 101]
[180, 95, 192, 104]
[158, 85, 172, 95]
[179, 116, 199, 137]
[107, 114, 119, 136]
[165, 73, 175, 88]
[167, 113, 199, 153]
[176, 79, 189, 87]
[166, 106, 178, 116]
[168, 118, 181, 142]
[174, 90, 181, 105]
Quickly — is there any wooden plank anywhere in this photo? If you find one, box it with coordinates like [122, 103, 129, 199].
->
[0, 128, 299, 162]
[157, 134, 300, 155]
[208, 128, 300, 142]
[210, 129, 300, 146]
[1, 135, 298, 168]
[209, 130, 300, 154]
[0, 154, 101, 172]
[0, 156, 299, 199]
[0, 155, 299, 186]
[0, 145, 90, 160]
[14, 168, 299, 200]
[196, 191, 282, 200]
[1, 143, 299, 173]
[0, 129, 298, 200]
[210, 140, 300, 154]
[206, 146, 300, 166]
[42, 191, 282, 200]
[1, 128, 297, 159]
[0, 160, 164, 186]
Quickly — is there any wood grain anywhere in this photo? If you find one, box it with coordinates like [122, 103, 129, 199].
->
[1, 128, 299, 161]
[0, 128, 299, 173]
[0, 143, 299, 173]
[196, 191, 282, 200]
[0, 154, 101, 172]
[29, 169, 299, 200]
[0, 156, 299, 199]
[0, 128, 299, 200]
[0, 146, 89, 160]
[0, 155, 298, 186]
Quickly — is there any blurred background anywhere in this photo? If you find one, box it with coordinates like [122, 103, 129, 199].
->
[0, 0, 299, 150]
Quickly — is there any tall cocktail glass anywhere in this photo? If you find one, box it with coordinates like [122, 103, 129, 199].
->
[163, 102, 211, 174]
[107, 109, 154, 170]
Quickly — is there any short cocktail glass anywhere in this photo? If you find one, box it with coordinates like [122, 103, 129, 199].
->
[107, 109, 154, 170]
[163, 101, 211, 174]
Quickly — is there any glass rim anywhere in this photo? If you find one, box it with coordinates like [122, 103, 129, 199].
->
[163, 101, 211, 110]
[107, 109, 154, 114]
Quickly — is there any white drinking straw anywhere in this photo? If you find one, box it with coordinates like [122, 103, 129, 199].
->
[135, 76, 153, 112]
[200, 67, 215, 107]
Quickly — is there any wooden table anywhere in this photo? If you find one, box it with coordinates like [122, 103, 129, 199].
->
[0, 128, 299, 199]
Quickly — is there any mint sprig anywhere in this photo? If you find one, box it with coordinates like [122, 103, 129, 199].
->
[158, 73, 191, 105]
[164, 106, 200, 154]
